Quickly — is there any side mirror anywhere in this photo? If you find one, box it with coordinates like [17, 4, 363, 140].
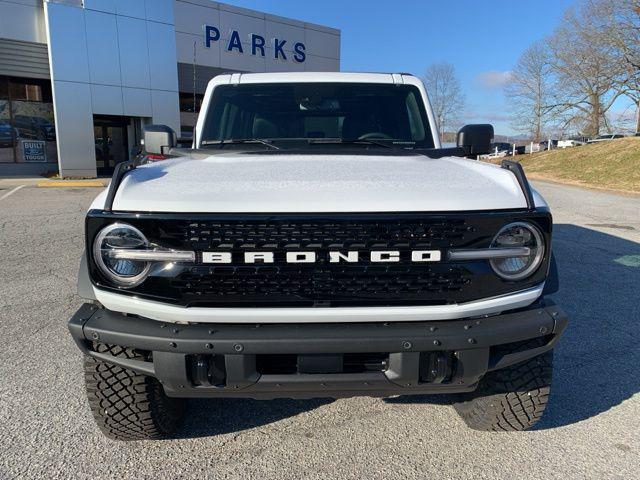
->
[456, 124, 494, 156]
[143, 124, 176, 155]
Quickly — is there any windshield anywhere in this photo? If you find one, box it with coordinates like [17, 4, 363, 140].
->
[200, 83, 434, 149]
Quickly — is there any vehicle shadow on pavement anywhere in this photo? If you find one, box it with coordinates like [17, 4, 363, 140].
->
[175, 398, 333, 439]
[535, 224, 640, 429]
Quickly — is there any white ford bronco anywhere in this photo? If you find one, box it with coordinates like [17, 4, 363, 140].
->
[69, 72, 567, 440]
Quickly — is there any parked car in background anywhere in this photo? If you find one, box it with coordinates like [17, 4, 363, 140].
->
[489, 142, 512, 155]
[514, 145, 526, 155]
[12, 115, 56, 141]
[587, 134, 624, 144]
[0, 121, 17, 147]
[525, 143, 542, 154]
[539, 139, 558, 150]
[558, 138, 585, 148]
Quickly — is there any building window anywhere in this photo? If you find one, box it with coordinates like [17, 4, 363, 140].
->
[0, 76, 57, 165]
[179, 92, 204, 113]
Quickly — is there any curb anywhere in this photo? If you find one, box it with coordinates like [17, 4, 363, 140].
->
[37, 180, 108, 188]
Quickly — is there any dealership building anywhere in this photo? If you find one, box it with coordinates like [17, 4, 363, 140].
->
[0, 0, 340, 177]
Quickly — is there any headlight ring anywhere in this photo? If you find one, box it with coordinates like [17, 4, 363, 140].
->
[93, 223, 152, 287]
[489, 221, 545, 281]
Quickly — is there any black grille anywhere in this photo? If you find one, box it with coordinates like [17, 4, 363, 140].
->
[86, 211, 552, 307]
[170, 265, 471, 306]
[178, 218, 471, 250]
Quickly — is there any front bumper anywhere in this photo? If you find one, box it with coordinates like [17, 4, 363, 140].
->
[68, 302, 567, 399]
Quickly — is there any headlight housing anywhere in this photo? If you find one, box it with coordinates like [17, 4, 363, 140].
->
[93, 223, 151, 287]
[490, 222, 545, 280]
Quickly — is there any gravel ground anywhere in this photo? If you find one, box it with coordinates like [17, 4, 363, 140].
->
[0, 181, 638, 479]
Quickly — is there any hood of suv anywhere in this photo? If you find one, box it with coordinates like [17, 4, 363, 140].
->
[103, 152, 530, 212]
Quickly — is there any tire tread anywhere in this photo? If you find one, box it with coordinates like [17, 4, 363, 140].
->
[83, 344, 185, 440]
[454, 338, 553, 432]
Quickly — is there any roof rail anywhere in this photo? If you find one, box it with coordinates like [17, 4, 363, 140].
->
[501, 159, 535, 210]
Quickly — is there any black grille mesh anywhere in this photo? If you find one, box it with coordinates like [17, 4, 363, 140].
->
[177, 219, 472, 250]
[170, 265, 471, 304]
[156, 218, 476, 306]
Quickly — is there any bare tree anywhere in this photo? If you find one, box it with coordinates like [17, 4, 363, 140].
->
[593, 0, 640, 132]
[423, 63, 464, 143]
[505, 41, 554, 142]
[546, 3, 623, 136]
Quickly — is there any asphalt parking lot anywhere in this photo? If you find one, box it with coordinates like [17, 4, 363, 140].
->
[0, 181, 638, 479]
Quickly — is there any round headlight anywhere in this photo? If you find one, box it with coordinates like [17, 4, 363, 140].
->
[490, 222, 545, 280]
[93, 223, 151, 287]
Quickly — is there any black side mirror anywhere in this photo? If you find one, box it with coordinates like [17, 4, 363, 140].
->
[456, 124, 494, 156]
[143, 124, 176, 155]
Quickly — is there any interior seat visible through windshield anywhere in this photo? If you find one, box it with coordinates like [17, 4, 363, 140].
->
[200, 82, 434, 149]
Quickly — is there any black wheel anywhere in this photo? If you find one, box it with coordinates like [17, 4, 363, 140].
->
[453, 339, 553, 431]
[84, 344, 186, 440]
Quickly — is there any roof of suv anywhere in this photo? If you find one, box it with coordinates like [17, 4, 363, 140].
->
[216, 72, 417, 85]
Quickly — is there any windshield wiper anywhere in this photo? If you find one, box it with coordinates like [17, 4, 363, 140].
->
[200, 139, 280, 150]
[307, 138, 392, 149]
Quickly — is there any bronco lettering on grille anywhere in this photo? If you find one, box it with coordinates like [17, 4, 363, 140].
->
[201, 250, 442, 264]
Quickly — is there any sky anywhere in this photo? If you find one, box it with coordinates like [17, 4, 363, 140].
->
[227, 0, 616, 136]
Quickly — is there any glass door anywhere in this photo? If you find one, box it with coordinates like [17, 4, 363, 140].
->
[93, 115, 130, 176]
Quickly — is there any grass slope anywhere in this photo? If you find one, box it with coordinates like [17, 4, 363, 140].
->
[513, 137, 640, 194]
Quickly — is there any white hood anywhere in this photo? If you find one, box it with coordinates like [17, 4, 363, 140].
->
[97, 153, 532, 213]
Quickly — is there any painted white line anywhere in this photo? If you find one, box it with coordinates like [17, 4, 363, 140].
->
[0, 185, 26, 202]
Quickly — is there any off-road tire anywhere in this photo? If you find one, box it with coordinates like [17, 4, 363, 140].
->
[84, 344, 186, 440]
[453, 340, 553, 431]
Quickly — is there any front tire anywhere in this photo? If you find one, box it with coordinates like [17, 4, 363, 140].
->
[84, 344, 186, 440]
[453, 341, 553, 431]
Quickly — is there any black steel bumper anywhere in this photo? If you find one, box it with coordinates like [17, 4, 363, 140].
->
[68, 302, 567, 399]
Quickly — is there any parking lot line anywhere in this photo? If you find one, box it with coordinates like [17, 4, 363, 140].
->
[0, 184, 25, 202]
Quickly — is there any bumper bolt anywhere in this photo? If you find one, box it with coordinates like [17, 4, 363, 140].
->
[433, 340, 441, 346]
[467, 338, 476, 344]
[464, 324, 471, 330]
[540, 326, 548, 334]
[429, 326, 437, 332]
[234, 343, 244, 352]
[91, 332, 99, 340]
[205, 343, 213, 350]
[168, 342, 177, 348]
[402, 341, 412, 350]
